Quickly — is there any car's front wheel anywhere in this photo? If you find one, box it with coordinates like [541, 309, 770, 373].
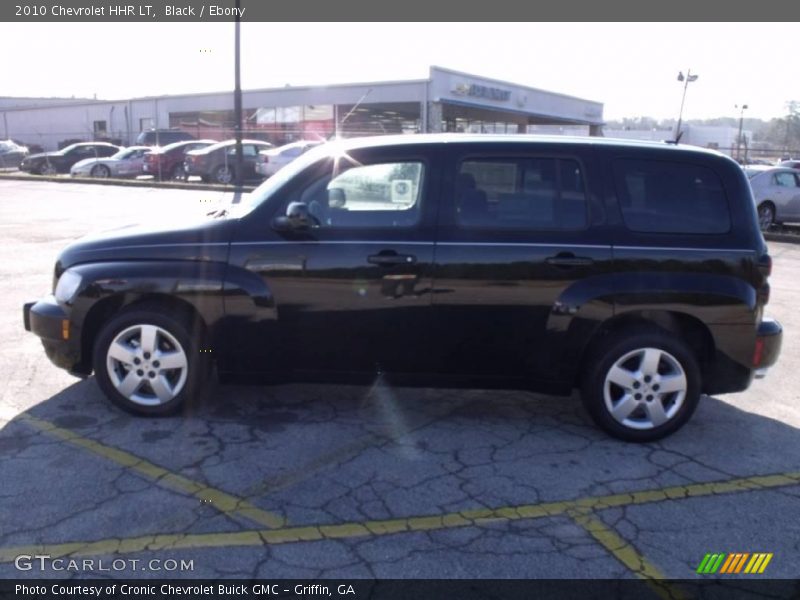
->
[581, 328, 701, 442]
[39, 162, 57, 175]
[91, 164, 111, 178]
[93, 305, 206, 415]
[214, 165, 234, 184]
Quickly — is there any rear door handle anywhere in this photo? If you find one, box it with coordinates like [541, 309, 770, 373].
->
[546, 254, 594, 267]
[368, 251, 417, 266]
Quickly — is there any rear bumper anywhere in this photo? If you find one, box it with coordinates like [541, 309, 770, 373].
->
[754, 317, 782, 372]
[23, 296, 85, 375]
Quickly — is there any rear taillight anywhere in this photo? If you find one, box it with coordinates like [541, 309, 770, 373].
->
[753, 337, 765, 367]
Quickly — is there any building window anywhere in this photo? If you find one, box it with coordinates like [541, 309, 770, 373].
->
[93, 120, 107, 134]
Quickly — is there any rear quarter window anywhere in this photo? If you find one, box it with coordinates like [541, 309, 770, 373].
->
[613, 158, 731, 234]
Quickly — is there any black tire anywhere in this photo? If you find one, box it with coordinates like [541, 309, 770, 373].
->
[170, 164, 186, 181]
[92, 304, 208, 416]
[757, 202, 775, 231]
[39, 162, 57, 176]
[580, 328, 701, 442]
[91, 164, 110, 178]
[214, 165, 234, 184]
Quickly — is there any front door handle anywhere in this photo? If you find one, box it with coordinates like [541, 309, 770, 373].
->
[368, 251, 417, 266]
[546, 254, 594, 267]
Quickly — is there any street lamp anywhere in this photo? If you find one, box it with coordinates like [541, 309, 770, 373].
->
[736, 103, 749, 163]
[675, 69, 699, 142]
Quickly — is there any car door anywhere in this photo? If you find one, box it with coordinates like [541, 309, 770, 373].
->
[775, 171, 800, 219]
[429, 143, 612, 386]
[119, 149, 147, 176]
[225, 145, 441, 376]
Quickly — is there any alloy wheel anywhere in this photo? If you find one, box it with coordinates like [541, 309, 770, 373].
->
[603, 347, 687, 431]
[105, 324, 189, 406]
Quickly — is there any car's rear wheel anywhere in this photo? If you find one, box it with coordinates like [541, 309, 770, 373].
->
[40, 162, 57, 176]
[214, 165, 233, 184]
[758, 202, 775, 231]
[581, 328, 701, 442]
[93, 305, 206, 416]
[170, 164, 186, 181]
[91, 164, 110, 178]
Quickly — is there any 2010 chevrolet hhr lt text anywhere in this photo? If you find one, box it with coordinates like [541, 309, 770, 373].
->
[23, 135, 783, 441]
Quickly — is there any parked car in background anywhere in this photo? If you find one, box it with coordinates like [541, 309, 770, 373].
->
[19, 142, 120, 175]
[777, 159, 800, 170]
[142, 140, 216, 181]
[136, 129, 195, 147]
[184, 139, 273, 184]
[744, 165, 800, 230]
[0, 140, 29, 168]
[70, 146, 151, 178]
[255, 140, 323, 178]
[12, 140, 43, 154]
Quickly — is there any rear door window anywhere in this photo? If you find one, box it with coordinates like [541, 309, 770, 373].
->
[455, 157, 588, 230]
[613, 159, 730, 234]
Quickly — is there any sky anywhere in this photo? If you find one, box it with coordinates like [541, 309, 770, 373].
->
[3, 22, 798, 122]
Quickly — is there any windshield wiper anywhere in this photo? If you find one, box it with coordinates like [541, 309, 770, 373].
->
[206, 208, 229, 218]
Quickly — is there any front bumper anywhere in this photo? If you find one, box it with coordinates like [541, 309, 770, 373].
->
[23, 296, 86, 376]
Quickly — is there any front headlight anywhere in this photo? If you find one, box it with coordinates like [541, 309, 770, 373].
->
[54, 270, 82, 304]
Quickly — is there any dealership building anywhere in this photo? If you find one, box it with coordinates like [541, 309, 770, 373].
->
[1, 66, 604, 151]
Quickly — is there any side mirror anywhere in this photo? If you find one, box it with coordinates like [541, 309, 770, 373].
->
[273, 201, 314, 231]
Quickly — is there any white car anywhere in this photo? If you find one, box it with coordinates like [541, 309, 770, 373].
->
[255, 140, 323, 178]
[70, 146, 151, 178]
[745, 166, 800, 230]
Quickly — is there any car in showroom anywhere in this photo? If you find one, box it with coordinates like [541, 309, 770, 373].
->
[142, 139, 217, 181]
[255, 140, 323, 178]
[744, 165, 800, 230]
[69, 146, 152, 178]
[0, 139, 29, 168]
[23, 134, 782, 442]
[19, 142, 121, 175]
[184, 139, 273, 184]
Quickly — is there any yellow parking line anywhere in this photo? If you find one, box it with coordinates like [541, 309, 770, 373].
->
[2, 469, 798, 564]
[568, 508, 686, 600]
[19, 414, 285, 529]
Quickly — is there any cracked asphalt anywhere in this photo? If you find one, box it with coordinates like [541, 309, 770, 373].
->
[1, 179, 799, 584]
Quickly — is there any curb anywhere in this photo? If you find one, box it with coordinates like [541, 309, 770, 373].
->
[0, 172, 257, 193]
[764, 232, 800, 244]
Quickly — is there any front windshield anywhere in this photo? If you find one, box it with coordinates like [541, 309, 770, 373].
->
[110, 149, 132, 160]
[236, 141, 339, 216]
[744, 168, 766, 179]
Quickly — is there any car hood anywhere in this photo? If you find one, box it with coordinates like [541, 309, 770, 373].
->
[55, 216, 237, 275]
[25, 151, 63, 161]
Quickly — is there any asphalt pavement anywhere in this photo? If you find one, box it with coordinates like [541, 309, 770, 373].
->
[0, 180, 798, 589]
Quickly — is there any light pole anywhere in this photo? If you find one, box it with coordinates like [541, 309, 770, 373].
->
[736, 103, 748, 163]
[233, 0, 243, 192]
[675, 69, 699, 142]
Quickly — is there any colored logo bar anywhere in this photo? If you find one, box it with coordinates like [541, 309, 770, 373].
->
[696, 553, 773, 574]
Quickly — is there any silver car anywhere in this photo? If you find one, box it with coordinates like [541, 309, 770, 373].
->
[255, 140, 323, 178]
[744, 166, 800, 230]
[70, 146, 151, 178]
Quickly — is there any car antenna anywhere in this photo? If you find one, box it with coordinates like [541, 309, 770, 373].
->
[666, 130, 684, 145]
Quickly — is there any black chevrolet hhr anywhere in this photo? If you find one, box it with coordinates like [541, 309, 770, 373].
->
[24, 135, 782, 441]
